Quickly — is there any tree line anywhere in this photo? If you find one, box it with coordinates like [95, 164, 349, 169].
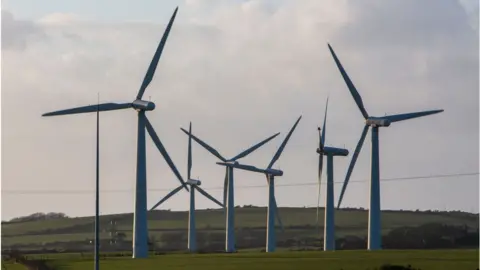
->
[3, 222, 478, 253]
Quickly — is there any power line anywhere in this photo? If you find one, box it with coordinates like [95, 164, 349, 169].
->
[2, 172, 478, 195]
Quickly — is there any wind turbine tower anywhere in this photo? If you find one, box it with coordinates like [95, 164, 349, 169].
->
[217, 116, 302, 252]
[149, 123, 224, 252]
[181, 128, 280, 253]
[327, 43, 444, 250]
[316, 98, 349, 251]
[41, 7, 187, 258]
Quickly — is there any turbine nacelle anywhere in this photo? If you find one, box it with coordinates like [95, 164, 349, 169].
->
[266, 168, 283, 177]
[215, 162, 283, 177]
[317, 146, 349, 157]
[187, 179, 201, 186]
[215, 161, 240, 168]
[224, 160, 239, 165]
[366, 117, 391, 127]
[132, 100, 156, 111]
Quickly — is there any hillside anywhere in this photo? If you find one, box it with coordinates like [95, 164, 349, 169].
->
[2, 207, 478, 249]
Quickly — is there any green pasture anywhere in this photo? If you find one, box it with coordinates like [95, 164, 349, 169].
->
[3, 249, 478, 270]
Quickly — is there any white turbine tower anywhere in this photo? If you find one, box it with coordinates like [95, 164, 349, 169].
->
[180, 128, 281, 253]
[217, 116, 302, 252]
[328, 43, 444, 250]
[41, 7, 186, 258]
[149, 122, 224, 252]
[315, 98, 349, 251]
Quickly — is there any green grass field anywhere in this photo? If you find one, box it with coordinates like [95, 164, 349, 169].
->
[3, 207, 478, 246]
[3, 250, 478, 270]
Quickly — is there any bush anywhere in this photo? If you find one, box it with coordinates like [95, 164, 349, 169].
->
[378, 264, 421, 270]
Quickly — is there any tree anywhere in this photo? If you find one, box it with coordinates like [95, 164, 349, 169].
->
[9, 212, 68, 223]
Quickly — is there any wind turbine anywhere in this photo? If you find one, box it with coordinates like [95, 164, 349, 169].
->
[316, 98, 349, 251]
[180, 127, 280, 253]
[327, 43, 444, 250]
[217, 116, 302, 252]
[149, 122, 224, 253]
[41, 7, 186, 258]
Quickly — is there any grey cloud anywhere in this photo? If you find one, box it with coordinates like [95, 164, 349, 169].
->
[2, 1, 478, 219]
[458, 0, 479, 31]
[336, 0, 477, 50]
[1, 10, 44, 50]
[326, 0, 478, 132]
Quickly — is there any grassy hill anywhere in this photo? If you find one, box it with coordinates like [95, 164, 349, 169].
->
[2, 207, 478, 247]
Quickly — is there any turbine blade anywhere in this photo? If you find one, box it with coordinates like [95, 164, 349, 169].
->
[217, 162, 268, 174]
[384, 109, 444, 123]
[318, 127, 323, 150]
[223, 168, 228, 206]
[196, 186, 224, 208]
[267, 116, 302, 169]
[42, 103, 132, 117]
[316, 152, 324, 230]
[337, 124, 370, 208]
[136, 7, 179, 100]
[230, 132, 280, 161]
[149, 185, 184, 211]
[316, 98, 328, 228]
[145, 116, 189, 191]
[321, 97, 329, 147]
[180, 128, 226, 162]
[187, 122, 192, 180]
[327, 43, 369, 119]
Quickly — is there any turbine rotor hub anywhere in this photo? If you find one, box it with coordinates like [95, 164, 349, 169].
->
[187, 179, 201, 186]
[225, 160, 239, 165]
[132, 99, 156, 111]
[366, 117, 390, 127]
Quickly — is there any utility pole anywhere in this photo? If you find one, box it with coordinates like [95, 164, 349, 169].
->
[94, 93, 100, 270]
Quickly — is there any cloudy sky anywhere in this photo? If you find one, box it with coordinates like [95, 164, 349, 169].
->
[2, 0, 479, 220]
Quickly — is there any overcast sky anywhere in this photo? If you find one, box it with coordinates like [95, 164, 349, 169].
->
[2, 0, 479, 220]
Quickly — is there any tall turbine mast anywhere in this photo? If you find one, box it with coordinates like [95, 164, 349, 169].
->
[216, 116, 302, 252]
[149, 122, 224, 253]
[327, 43, 444, 250]
[42, 7, 185, 258]
[316, 98, 349, 251]
[180, 128, 281, 253]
